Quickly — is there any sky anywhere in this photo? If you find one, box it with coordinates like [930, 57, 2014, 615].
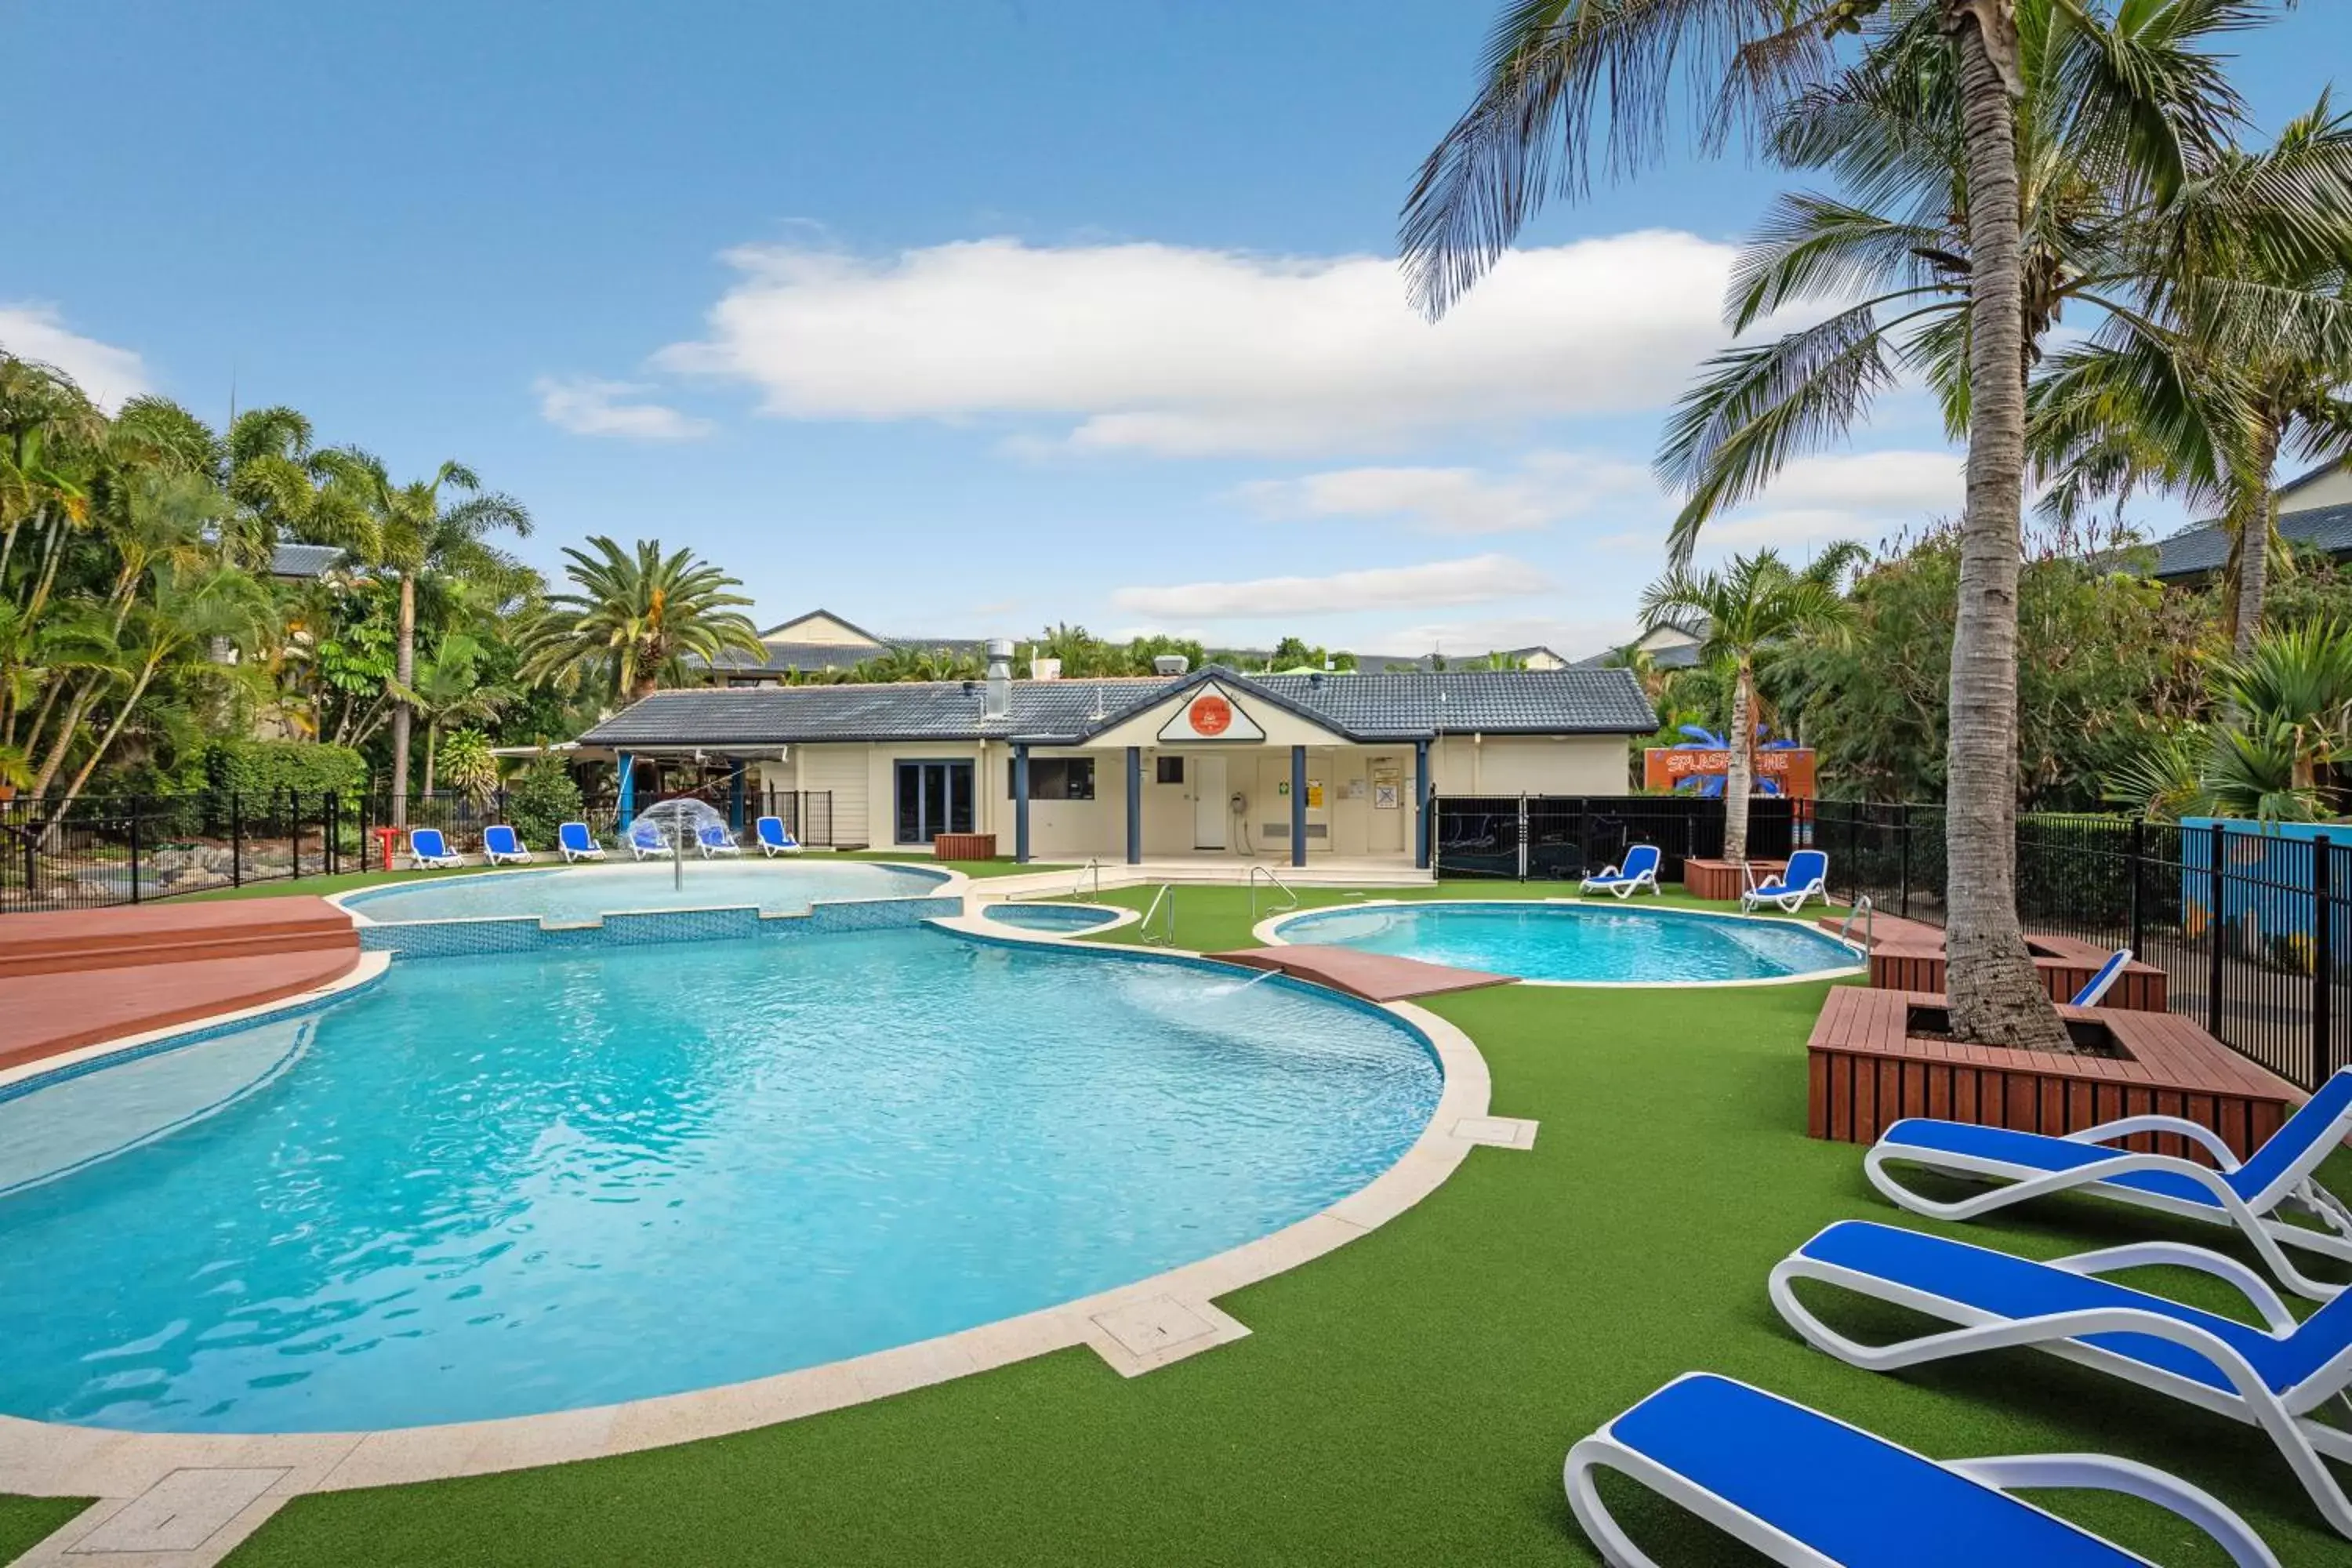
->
[9, 2, 2350, 662]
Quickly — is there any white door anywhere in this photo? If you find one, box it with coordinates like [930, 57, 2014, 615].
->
[1192, 754, 1228, 850]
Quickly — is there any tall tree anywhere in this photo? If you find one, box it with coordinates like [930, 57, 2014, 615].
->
[517, 536, 764, 703]
[1641, 547, 1856, 862]
[312, 450, 531, 818]
[1399, 0, 2254, 1048]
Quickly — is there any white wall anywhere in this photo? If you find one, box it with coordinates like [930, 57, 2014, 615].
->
[1428, 735, 1632, 796]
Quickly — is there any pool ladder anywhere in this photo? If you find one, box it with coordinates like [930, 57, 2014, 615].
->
[1073, 858, 1105, 900]
[1139, 883, 1178, 946]
[1248, 864, 1298, 920]
[1838, 895, 1875, 952]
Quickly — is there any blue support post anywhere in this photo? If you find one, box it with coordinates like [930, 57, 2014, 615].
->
[1290, 744, 1308, 868]
[728, 762, 746, 831]
[1126, 746, 1142, 865]
[616, 751, 636, 828]
[1414, 739, 1431, 870]
[1014, 744, 1032, 864]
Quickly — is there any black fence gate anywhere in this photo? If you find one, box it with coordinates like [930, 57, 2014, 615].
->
[1432, 794, 1797, 884]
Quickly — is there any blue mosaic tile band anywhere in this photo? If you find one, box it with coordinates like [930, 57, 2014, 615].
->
[357, 895, 967, 960]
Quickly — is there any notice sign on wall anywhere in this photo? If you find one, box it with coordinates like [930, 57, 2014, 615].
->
[1370, 759, 1400, 809]
[1156, 682, 1268, 742]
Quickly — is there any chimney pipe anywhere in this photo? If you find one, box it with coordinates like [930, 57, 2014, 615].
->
[983, 638, 1013, 720]
[1152, 655, 1189, 677]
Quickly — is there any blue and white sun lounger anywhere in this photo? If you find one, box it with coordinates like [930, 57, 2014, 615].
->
[404, 828, 464, 869]
[2071, 947, 2135, 1007]
[1567, 1372, 2277, 1567]
[755, 815, 800, 857]
[481, 825, 532, 866]
[1581, 843, 1661, 899]
[1741, 848, 1829, 913]
[1865, 1070, 2352, 1301]
[557, 821, 606, 862]
[627, 820, 670, 860]
[1771, 1219, 2352, 1536]
[696, 822, 742, 858]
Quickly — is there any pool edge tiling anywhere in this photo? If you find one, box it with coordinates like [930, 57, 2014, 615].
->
[0, 940, 1507, 1510]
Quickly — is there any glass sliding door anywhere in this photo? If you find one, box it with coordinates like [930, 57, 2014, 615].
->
[894, 760, 974, 844]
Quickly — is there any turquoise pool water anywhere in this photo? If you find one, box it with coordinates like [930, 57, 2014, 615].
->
[0, 929, 1439, 1432]
[343, 860, 949, 924]
[980, 903, 1120, 931]
[1274, 902, 1859, 984]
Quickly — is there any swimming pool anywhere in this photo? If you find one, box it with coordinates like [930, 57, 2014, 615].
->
[980, 902, 1122, 932]
[1272, 902, 1860, 985]
[0, 928, 1439, 1432]
[342, 860, 950, 925]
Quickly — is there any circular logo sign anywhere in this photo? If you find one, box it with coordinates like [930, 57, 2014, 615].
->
[1188, 695, 1233, 737]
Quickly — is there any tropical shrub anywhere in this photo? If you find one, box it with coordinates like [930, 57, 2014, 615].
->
[203, 739, 368, 800]
[504, 764, 584, 850]
[437, 728, 499, 803]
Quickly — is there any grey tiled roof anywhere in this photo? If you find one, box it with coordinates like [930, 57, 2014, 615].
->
[580, 665, 1656, 748]
[268, 542, 347, 579]
[2151, 503, 2352, 580]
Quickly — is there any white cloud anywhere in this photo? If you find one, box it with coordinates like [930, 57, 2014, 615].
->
[658, 233, 1742, 457]
[1699, 450, 1963, 551]
[1232, 452, 1653, 535]
[535, 376, 713, 441]
[1112, 554, 1550, 620]
[0, 304, 151, 409]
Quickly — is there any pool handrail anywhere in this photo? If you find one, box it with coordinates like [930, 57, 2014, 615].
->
[1248, 864, 1298, 920]
[1073, 858, 1105, 900]
[1139, 884, 1178, 946]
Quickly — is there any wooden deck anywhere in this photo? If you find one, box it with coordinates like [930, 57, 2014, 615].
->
[1206, 946, 1516, 1003]
[0, 896, 359, 1071]
[1806, 985, 2301, 1162]
[1681, 858, 1784, 903]
[1817, 916, 2168, 1011]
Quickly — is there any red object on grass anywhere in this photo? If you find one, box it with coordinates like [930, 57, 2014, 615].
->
[372, 826, 401, 872]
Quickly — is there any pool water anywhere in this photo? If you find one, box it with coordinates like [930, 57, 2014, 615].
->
[343, 860, 949, 924]
[0, 929, 1439, 1432]
[1275, 902, 1859, 984]
[980, 903, 1120, 931]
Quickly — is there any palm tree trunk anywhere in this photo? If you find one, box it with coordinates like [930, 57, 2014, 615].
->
[1943, 5, 2069, 1051]
[390, 574, 416, 823]
[423, 720, 438, 798]
[1724, 662, 1755, 864]
[53, 663, 162, 816]
[26, 683, 96, 800]
[2233, 425, 2284, 659]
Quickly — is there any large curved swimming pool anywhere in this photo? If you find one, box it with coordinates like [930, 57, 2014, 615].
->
[0, 929, 1439, 1432]
[343, 860, 950, 924]
[1272, 902, 1860, 984]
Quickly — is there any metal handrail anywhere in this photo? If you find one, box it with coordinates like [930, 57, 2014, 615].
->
[1248, 863, 1299, 920]
[1073, 858, 1104, 900]
[1139, 883, 1178, 946]
[1838, 895, 1875, 952]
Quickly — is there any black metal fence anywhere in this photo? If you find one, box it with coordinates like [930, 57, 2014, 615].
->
[1811, 800, 2352, 1091]
[1433, 793, 1798, 884]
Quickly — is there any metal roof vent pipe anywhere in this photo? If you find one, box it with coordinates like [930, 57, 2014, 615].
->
[1152, 655, 1189, 677]
[1308, 670, 1326, 691]
[983, 638, 1014, 720]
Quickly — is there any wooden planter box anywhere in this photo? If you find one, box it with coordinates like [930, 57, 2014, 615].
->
[1682, 858, 1785, 903]
[1807, 986, 2298, 1163]
[1864, 933, 2166, 1011]
[932, 833, 997, 861]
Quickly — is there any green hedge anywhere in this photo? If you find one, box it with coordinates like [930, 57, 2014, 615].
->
[504, 764, 585, 851]
[204, 739, 369, 800]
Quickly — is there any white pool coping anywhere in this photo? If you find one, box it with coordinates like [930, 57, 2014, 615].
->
[1252, 897, 1866, 988]
[0, 924, 1504, 1530]
[327, 858, 971, 930]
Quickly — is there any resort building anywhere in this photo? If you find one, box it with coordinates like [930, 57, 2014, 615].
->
[577, 649, 1655, 868]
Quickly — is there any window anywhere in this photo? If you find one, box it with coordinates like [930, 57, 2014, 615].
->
[895, 760, 974, 843]
[1010, 757, 1095, 800]
[1156, 756, 1185, 785]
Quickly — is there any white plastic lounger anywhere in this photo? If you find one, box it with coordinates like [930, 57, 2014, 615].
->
[557, 822, 606, 862]
[1581, 843, 1661, 899]
[2071, 947, 2134, 1007]
[755, 815, 800, 857]
[1741, 848, 1829, 913]
[1567, 1372, 2277, 1567]
[1865, 1069, 2352, 1301]
[481, 825, 533, 866]
[1770, 1218, 2352, 1537]
[626, 821, 670, 860]
[696, 822, 742, 858]
[404, 828, 464, 869]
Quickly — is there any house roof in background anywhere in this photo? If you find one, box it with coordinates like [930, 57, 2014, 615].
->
[2276, 459, 2348, 503]
[2149, 502, 2352, 580]
[267, 542, 347, 579]
[579, 665, 1657, 749]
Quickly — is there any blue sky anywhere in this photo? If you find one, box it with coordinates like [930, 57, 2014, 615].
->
[10, 2, 2349, 660]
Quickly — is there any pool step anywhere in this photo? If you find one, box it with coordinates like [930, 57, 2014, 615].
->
[0, 896, 356, 978]
[0, 946, 361, 1074]
[1204, 946, 1515, 1003]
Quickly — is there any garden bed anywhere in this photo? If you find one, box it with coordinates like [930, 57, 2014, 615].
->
[1860, 929, 2168, 1011]
[1680, 856, 1784, 902]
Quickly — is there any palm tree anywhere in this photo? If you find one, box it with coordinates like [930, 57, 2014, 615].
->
[2109, 621, 2352, 819]
[312, 449, 531, 818]
[517, 536, 764, 704]
[406, 633, 512, 796]
[1400, 0, 2247, 1050]
[2034, 96, 2352, 655]
[1640, 549, 1855, 864]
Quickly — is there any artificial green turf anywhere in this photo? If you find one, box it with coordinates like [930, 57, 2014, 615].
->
[212, 938, 2352, 1566]
[0, 1497, 87, 1561]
